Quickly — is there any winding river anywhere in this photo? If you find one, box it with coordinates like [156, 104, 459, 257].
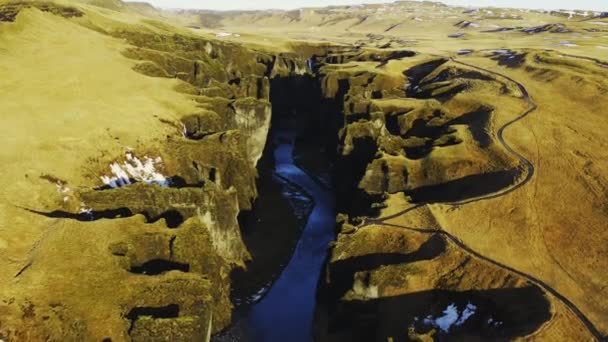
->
[245, 129, 335, 342]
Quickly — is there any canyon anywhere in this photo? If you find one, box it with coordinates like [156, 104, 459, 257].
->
[0, 1, 607, 341]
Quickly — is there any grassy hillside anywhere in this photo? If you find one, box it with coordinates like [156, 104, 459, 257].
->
[0, 1, 282, 339]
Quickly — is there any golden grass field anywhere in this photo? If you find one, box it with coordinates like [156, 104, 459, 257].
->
[0, 0, 607, 341]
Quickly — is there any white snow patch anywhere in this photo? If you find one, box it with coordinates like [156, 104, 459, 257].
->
[424, 304, 459, 332]
[54, 182, 72, 202]
[55, 182, 70, 194]
[199, 210, 215, 227]
[591, 21, 608, 26]
[598, 46, 608, 50]
[423, 302, 477, 333]
[79, 207, 93, 215]
[456, 303, 477, 326]
[216, 32, 232, 38]
[457, 49, 474, 55]
[182, 123, 188, 137]
[558, 41, 578, 47]
[249, 285, 270, 302]
[487, 317, 504, 327]
[100, 153, 169, 188]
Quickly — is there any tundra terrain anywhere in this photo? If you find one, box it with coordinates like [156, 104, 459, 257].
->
[0, 0, 606, 341]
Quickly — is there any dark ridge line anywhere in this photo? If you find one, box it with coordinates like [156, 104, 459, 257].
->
[579, 13, 608, 22]
[129, 259, 190, 276]
[477, 48, 608, 69]
[384, 23, 402, 32]
[481, 27, 521, 33]
[94, 176, 204, 191]
[14, 261, 32, 278]
[550, 51, 608, 69]
[126, 304, 180, 334]
[169, 236, 177, 258]
[25, 207, 134, 221]
[359, 56, 605, 341]
[24, 207, 185, 229]
[347, 15, 369, 30]
[39, 174, 67, 186]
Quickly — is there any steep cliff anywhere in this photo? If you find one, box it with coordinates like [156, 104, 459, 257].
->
[0, 2, 292, 340]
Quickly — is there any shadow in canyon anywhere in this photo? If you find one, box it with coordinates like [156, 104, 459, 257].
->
[316, 286, 551, 342]
[322, 234, 447, 303]
[405, 169, 520, 204]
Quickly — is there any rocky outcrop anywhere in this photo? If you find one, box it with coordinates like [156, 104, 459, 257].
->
[316, 53, 521, 210]
[0, 1, 84, 22]
[310, 50, 559, 340]
[316, 222, 552, 341]
[93, 30, 279, 337]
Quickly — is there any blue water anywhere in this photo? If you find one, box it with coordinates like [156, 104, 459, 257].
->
[246, 129, 335, 342]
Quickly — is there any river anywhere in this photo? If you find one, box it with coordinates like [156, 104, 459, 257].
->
[215, 128, 335, 342]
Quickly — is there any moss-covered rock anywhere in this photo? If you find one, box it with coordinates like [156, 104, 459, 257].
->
[182, 111, 223, 138]
[0, 1, 84, 22]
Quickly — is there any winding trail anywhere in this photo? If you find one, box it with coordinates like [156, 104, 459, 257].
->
[555, 51, 608, 69]
[362, 57, 606, 341]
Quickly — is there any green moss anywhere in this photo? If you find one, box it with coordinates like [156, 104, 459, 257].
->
[131, 316, 205, 342]
[433, 134, 463, 147]
[123, 47, 194, 78]
[127, 274, 218, 337]
[199, 85, 234, 98]
[86, 0, 124, 11]
[115, 30, 272, 87]
[358, 158, 386, 194]
[344, 95, 371, 115]
[181, 111, 223, 138]
[132, 61, 171, 78]
[173, 82, 200, 95]
[0, 1, 84, 22]
[402, 136, 428, 149]
[164, 131, 258, 210]
[378, 135, 406, 156]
